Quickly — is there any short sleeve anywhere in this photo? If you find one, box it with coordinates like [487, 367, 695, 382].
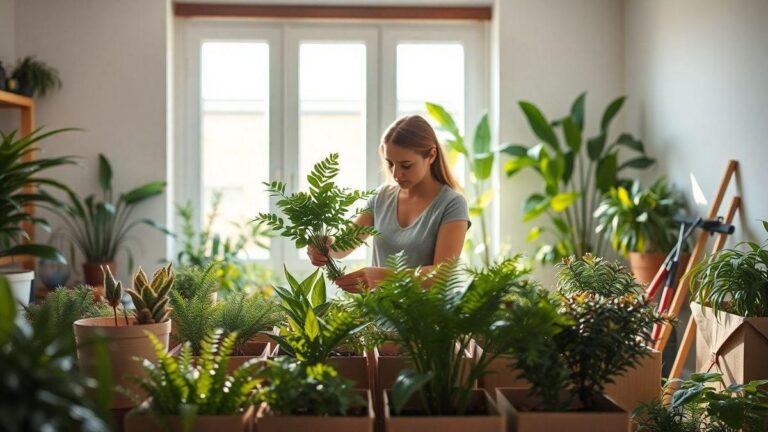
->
[364, 184, 385, 215]
[440, 194, 471, 229]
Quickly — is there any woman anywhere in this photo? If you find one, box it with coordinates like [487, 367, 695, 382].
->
[308, 115, 470, 292]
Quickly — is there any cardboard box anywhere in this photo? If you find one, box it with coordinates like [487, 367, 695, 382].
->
[604, 348, 661, 413]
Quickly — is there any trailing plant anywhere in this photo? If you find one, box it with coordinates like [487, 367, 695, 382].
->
[214, 292, 283, 356]
[357, 253, 532, 415]
[0, 128, 77, 263]
[270, 267, 365, 364]
[55, 153, 169, 266]
[176, 192, 273, 294]
[502, 93, 656, 264]
[594, 177, 688, 256]
[0, 277, 111, 431]
[126, 264, 174, 325]
[130, 329, 260, 416]
[255, 357, 365, 416]
[11, 56, 62, 97]
[633, 372, 768, 432]
[426, 103, 495, 266]
[256, 153, 379, 280]
[24, 284, 111, 344]
[690, 222, 768, 317]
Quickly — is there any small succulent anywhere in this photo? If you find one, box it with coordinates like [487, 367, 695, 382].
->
[104, 265, 129, 326]
[126, 264, 174, 325]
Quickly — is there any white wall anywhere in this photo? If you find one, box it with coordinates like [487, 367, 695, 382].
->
[625, 0, 768, 243]
[0, 0, 16, 132]
[492, 0, 626, 285]
[12, 0, 172, 283]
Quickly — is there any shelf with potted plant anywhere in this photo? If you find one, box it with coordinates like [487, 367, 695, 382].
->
[688, 222, 768, 389]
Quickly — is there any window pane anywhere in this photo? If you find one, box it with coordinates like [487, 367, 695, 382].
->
[396, 43, 465, 186]
[201, 42, 270, 260]
[299, 43, 367, 261]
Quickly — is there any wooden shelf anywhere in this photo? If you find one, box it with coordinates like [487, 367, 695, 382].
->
[0, 89, 36, 270]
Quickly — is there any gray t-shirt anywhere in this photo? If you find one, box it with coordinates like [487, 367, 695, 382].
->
[366, 184, 470, 268]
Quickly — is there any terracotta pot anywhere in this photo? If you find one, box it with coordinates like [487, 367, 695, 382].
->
[256, 390, 373, 432]
[495, 388, 629, 432]
[124, 401, 255, 432]
[82, 261, 116, 294]
[628, 252, 689, 287]
[384, 388, 505, 432]
[73, 317, 171, 409]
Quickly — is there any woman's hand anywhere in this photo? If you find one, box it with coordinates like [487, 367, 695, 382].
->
[307, 237, 334, 267]
[335, 267, 390, 293]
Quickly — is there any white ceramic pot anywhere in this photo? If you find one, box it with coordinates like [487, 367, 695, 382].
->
[1, 269, 34, 308]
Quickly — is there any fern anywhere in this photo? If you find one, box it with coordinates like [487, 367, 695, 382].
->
[214, 293, 283, 355]
[255, 153, 379, 280]
[556, 253, 642, 297]
[24, 285, 111, 344]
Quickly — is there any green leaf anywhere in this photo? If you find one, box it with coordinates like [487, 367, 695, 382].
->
[526, 226, 542, 242]
[0, 277, 15, 344]
[473, 153, 493, 181]
[0, 244, 66, 263]
[311, 274, 326, 308]
[446, 138, 468, 156]
[587, 133, 606, 161]
[121, 181, 166, 204]
[499, 144, 528, 157]
[98, 153, 113, 196]
[550, 192, 579, 212]
[519, 101, 560, 150]
[472, 113, 491, 155]
[552, 217, 570, 234]
[615, 133, 644, 153]
[618, 156, 655, 171]
[522, 194, 550, 222]
[562, 117, 582, 153]
[504, 156, 537, 177]
[570, 92, 586, 130]
[425, 102, 460, 137]
[304, 308, 319, 340]
[562, 150, 575, 183]
[600, 96, 626, 132]
[708, 399, 745, 428]
[391, 369, 433, 415]
[763, 220, 768, 233]
[596, 153, 618, 193]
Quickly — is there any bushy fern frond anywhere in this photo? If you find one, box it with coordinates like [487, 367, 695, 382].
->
[556, 253, 642, 297]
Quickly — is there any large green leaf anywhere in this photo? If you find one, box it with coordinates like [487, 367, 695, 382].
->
[473, 153, 493, 181]
[121, 181, 166, 205]
[499, 144, 528, 157]
[310, 274, 326, 308]
[304, 308, 320, 340]
[570, 92, 587, 130]
[526, 226, 542, 242]
[98, 153, 113, 197]
[446, 138, 468, 157]
[562, 150, 575, 183]
[587, 134, 606, 161]
[391, 369, 433, 415]
[562, 117, 582, 153]
[600, 96, 626, 132]
[596, 153, 618, 193]
[0, 243, 65, 263]
[615, 133, 644, 153]
[618, 156, 655, 171]
[425, 102, 460, 137]
[504, 157, 536, 177]
[522, 194, 550, 222]
[519, 101, 560, 150]
[0, 277, 15, 345]
[472, 113, 491, 155]
[550, 192, 579, 212]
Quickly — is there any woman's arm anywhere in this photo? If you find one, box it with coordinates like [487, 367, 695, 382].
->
[307, 212, 373, 265]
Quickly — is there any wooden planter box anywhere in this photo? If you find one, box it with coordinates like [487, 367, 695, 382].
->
[692, 302, 768, 389]
[328, 353, 371, 389]
[124, 402, 255, 432]
[73, 317, 171, 409]
[471, 343, 529, 394]
[496, 388, 629, 432]
[255, 390, 373, 432]
[384, 388, 504, 432]
[604, 347, 661, 413]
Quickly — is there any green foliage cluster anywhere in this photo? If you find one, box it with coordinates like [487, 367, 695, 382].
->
[503, 93, 655, 264]
[634, 373, 768, 432]
[255, 357, 365, 416]
[214, 292, 282, 356]
[11, 56, 62, 97]
[256, 153, 378, 280]
[0, 128, 77, 262]
[594, 177, 688, 256]
[131, 329, 260, 416]
[126, 264, 174, 325]
[271, 267, 365, 364]
[0, 277, 110, 431]
[690, 222, 768, 317]
[176, 191, 274, 294]
[357, 253, 531, 415]
[24, 284, 111, 344]
[556, 253, 642, 297]
[172, 264, 219, 301]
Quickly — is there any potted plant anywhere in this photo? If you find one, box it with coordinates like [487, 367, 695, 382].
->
[256, 153, 378, 280]
[496, 255, 665, 432]
[689, 222, 768, 388]
[633, 372, 768, 431]
[502, 93, 656, 264]
[10, 56, 62, 97]
[73, 264, 174, 408]
[124, 329, 260, 432]
[357, 253, 532, 432]
[594, 177, 689, 284]
[55, 153, 169, 288]
[24, 284, 111, 345]
[0, 128, 76, 308]
[254, 357, 373, 432]
[0, 276, 111, 431]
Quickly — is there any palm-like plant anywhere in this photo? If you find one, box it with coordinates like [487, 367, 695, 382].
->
[594, 177, 687, 256]
[11, 56, 62, 97]
[55, 153, 169, 266]
[0, 128, 76, 263]
[256, 153, 378, 280]
[357, 253, 532, 415]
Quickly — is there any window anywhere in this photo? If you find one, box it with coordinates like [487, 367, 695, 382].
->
[176, 20, 488, 282]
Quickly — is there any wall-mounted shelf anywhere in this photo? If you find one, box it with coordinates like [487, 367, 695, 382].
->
[0, 89, 36, 269]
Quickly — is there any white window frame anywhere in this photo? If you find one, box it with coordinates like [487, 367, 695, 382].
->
[174, 19, 490, 275]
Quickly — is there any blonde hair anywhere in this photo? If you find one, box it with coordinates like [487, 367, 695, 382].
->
[380, 115, 460, 190]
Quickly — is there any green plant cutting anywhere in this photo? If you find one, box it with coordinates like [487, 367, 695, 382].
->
[256, 153, 378, 280]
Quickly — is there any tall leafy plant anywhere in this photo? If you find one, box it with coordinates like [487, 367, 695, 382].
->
[0, 128, 77, 263]
[426, 103, 494, 266]
[256, 153, 378, 280]
[55, 153, 169, 266]
[503, 93, 655, 263]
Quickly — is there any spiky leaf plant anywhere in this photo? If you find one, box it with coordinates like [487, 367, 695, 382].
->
[103, 264, 129, 326]
[255, 357, 365, 416]
[126, 264, 174, 325]
[24, 285, 111, 344]
[256, 153, 378, 280]
[270, 267, 366, 364]
[130, 329, 260, 416]
[357, 252, 532, 415]
[214, 292, 283, 356]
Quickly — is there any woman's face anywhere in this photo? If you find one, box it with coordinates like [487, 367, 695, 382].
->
[384, 144, 435, 190]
